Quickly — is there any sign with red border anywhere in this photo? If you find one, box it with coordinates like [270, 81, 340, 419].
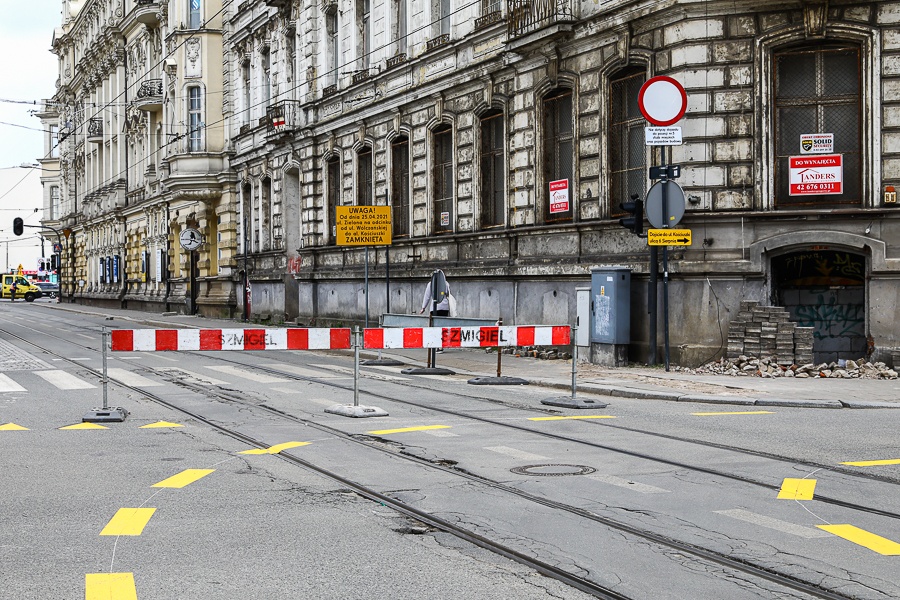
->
[549, 179, 570, 214]
[788, 155, 843, 196]
[638, 76, 688, 126]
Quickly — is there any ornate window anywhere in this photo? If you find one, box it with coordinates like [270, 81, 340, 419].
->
[773, 45, 861, 208]
[542, 88, 574, 223]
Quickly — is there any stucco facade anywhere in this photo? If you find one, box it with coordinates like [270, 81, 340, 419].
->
[45, 0, 900, 366]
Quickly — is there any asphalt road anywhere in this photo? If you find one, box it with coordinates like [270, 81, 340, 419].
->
[1, 302, 899, 599]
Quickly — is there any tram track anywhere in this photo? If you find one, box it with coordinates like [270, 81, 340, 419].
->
[2, 317, 895, 598]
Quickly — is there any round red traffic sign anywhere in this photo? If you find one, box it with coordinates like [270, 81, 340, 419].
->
[638, 76, 687, 126]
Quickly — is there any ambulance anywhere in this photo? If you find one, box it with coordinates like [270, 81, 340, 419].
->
[1, 274, 43, 302]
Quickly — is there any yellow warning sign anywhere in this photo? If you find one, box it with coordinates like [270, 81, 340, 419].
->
[336, 205, 392, 246]
[647, 229, 692, 246]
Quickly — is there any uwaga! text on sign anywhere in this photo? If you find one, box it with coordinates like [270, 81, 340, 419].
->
[336, 206, 393, 246]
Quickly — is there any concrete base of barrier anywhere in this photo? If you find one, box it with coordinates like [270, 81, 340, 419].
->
[467, 376, 529, 385]
[83, 406, 130, 423]
[401, 367, 456, 376]
[541, 397, 609, 409]
[324, 404, 389, 418]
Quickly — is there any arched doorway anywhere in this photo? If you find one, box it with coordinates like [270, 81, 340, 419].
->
[771, 249, 866, 364]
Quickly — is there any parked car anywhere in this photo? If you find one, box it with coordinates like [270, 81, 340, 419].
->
[34, 281, 59, 299]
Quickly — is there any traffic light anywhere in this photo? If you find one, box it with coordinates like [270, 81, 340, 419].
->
[50, 254, 60, 271]
[619, 194, 644, 235]
[13, 217, 23, 236]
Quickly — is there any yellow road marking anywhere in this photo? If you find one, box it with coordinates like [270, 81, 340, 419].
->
[777, 478, 817, 500]
[59, 422, 108, 430]
[240, 441, 311, 455]
[100, 508, 157, 536]
[841, 458, 900, 467]
[0, 422, 28, 431]
[368, 425, 451, 435]
[817, 524, 900, 555]
[692, 411, 774, 416]
[140, 421, 184, 428]
[152, 468, 215, 489]
[529, 416, 617, 421]
[85, 573, 137, 600]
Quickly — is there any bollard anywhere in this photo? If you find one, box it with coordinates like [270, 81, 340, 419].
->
[83, 327, 129, 422]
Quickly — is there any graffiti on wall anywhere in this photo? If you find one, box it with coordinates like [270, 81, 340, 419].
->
[794, 291, 865, 339]
[287, 256, 302, 274]
[773, 250, 865, 287]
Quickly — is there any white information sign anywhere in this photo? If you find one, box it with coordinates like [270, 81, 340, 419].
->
[549, 179, 570, 214]
[800, 133, 834, 154]
[645, 126, 683, 146]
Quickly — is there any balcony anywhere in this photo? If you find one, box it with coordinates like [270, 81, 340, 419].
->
[265, 101, 300, 135]
[426, 34, 451, 52]
[386, 53, 407, 69]
[322, 84, 338, 98]
[134, 0, 161, 24]
[507, 0, 575, 41]
[87, 118, 103, 144]
[475, 10, 503, 31]
[351, 69, 371, 85]
[134, 78, 163, 111]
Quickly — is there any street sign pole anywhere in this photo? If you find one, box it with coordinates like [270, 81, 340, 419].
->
[662, 147, 671, 372]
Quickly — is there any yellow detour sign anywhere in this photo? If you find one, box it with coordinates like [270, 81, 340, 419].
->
[648, 229, 692, 246]
[336, 205, 392, 246]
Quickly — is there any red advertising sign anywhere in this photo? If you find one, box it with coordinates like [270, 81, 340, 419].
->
[549, 179, 570, 214]
[789, 154, 843, 196]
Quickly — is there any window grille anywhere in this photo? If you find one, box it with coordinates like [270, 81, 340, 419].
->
[326, 158, 340, 243]
[773, 45, 861, 207]
[433, 126, 454, 233]
[609, 70, 647, 215]
[357, 147, 373, 206]
[391, 137, 410, 238]
[480, 112, 505, 228]
[543, 89, 573, 223]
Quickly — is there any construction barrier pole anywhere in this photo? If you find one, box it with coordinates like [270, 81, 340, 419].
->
[101, 326, 109, 410]
[569, 324, 578, 401]
[353, 326, 360, 407]
[496, 317, 503, 378]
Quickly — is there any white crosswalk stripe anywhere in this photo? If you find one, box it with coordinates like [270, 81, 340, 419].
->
[586, 474, 670, 494]
[0, 374, 27, 392]
[204, 365, 291, 383]
[260, 363, 349, 379]
[33, 370, 96, 390]
[484, 446, 548, 461]
[107, 368, 165, 387]
[157, 367, 228, 385]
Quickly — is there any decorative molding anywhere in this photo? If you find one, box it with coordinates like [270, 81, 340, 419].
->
[803, 2, 829, 38]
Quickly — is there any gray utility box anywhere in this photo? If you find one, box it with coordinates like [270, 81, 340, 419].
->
[590, 267, 631, 366]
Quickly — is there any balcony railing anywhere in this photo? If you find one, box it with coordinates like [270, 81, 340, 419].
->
[508, 0, 575, 39]
[351, 69, 371, 85]
[322, 84, 338, 97]
[475, 10, 503, 30]
[134, 78, 163, 111]
[386, 53, 407, 69]
[426, 34, 451, 51]
[264, 101, 300, 135]
[87, 118, 103, 143]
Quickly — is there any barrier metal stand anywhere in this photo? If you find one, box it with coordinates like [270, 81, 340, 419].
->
[468, 318, 528, 385]
[83, 326, 129, 422]
[325, 326, 389, 418]
[541, 324, 609, 409]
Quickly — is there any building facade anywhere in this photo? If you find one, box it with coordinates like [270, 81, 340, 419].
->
[45, 0, 900, 366]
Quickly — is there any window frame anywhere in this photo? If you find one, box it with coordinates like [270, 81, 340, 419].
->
[357, 146, 373, 206]
[391, 136, 411, 238]
[479, 111, 506, 229]
[189, 0, 201, 29]
[542, 88, 575, 224]
[608, 69, 648, 217]
[432, 125, 454, 234]
[187, 85, 203, 152]
[326, 156, 341, 244]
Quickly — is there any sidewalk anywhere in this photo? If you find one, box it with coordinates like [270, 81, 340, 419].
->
[44, 303, 900, 410]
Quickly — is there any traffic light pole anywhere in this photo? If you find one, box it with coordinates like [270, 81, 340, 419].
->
[661, 147, 671, 372]
[16, 222, 63, 303]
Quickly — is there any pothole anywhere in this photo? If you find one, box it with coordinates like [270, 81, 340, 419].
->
[510, 464, 596, 477]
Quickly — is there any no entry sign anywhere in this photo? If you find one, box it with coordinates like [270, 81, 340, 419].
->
[789, 155, 843, 195]
[638, 76, 687, 126]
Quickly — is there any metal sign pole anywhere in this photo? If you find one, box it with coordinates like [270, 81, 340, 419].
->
[83, 326, 128, 422]
[364, 248, 369, 329]
[102, 326, 109, 410]
[540, 324, 608, 408]
[662, 146, 671, 372]
[353, 326, 360, 407]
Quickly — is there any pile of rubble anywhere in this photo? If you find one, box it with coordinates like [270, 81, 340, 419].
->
[676, 356, 899, 379]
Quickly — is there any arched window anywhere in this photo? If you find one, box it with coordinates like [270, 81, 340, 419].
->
[391, 136, 410, 238]
[609, 68, 647, 215]
[479, 110, 505, 228]
[357, 146, 373, 206]
[432, 125, 454, 234]
[326, 156, 340, 244]
[543, 88, 574, 223]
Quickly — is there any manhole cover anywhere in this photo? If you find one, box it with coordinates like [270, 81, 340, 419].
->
[510, 464, 596, 477]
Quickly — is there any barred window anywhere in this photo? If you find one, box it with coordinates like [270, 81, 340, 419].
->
[357, 146, 373, 206]
[391, 137, 410, 238]
[480, 111, 505, 228]
[609, 69, 647, 215]
[774, 45, 861, 207]
[433, 125, 454, 234]
[326, 157, 340, 244]
[543, 88, 574, 223]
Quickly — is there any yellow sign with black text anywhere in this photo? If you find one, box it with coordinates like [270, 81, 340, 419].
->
[647, 229, 692, 246]
[336, 205, 392, 246]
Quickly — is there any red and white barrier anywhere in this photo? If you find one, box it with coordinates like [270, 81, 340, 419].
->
[110, 328, 352, 352]
[363, 325, 570, 349]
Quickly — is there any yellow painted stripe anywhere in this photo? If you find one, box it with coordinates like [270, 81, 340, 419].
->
[528, 415, 617, 421]
[60, 422, 108, 430]
[817, 524, 900, 555]
[368, 425, 451, 435]
[777, 478, 817, 500]
[152, 468, 215, 489]
[140, 421, 184, 428]
[85, 573, 137, 600]
[692, 411, 774, 416]
[841, 458, 900, 467]
[0, 422, 29, 431]
[100, 508, 157, 536]
[239, 441, 311, 455]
